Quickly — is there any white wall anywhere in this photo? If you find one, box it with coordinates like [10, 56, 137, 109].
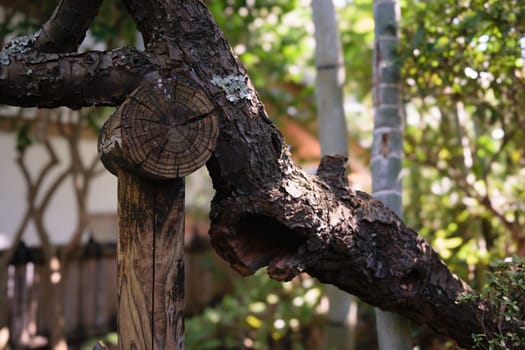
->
[0, 130, 118, 249]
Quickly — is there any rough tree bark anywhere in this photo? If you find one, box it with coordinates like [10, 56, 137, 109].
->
[0, 0, 522, 348]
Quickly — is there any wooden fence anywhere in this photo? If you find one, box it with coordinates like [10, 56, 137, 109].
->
[2, 239, 118, 349]
[1, 233, 237, 349]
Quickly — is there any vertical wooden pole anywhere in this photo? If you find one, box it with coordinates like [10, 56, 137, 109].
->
[9, 241, 34, 346]
[98, 78, 218, 350]
[117, 173, 185, 350]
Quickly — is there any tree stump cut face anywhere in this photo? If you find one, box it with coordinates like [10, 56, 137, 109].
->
[99, 78, 219, 179]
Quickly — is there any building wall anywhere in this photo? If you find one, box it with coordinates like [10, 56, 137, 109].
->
[0, 130, 118, 249]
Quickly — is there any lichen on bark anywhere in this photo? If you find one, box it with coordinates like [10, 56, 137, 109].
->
[210, 74, 253, 103]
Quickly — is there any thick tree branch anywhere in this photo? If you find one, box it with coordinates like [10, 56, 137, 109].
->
[207, 154, 523, 348]
[36, 0, 104, 53]
[2, 0, 523, 348]
[121, 0, 159, 46]
[112, 1, 520, 347]
[0, 43, 154, 108]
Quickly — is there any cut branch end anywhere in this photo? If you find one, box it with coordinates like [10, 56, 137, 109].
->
[98, 78, 219, 179]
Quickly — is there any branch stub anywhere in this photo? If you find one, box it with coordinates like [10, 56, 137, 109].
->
[98, 78, 219, 179]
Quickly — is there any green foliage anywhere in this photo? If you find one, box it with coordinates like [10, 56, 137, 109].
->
[401, 0, 525, 282]
[338, 0, 374, 101]
[76, 272, 322, 350]
[207, 0, 374, 128]
[185, 271, 322, 350]
[459, 257, 525, 349]
[89, 1, 137, 48]
[207, 0, 315, 123]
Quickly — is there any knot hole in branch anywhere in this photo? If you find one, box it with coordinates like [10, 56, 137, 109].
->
[235, 213, 307, 281]
[399, 267, 424, 297]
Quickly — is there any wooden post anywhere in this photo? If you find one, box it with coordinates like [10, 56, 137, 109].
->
[117, 174, 185, 350]
[8, 241, 35, 347]
[98, 77, 218, 349]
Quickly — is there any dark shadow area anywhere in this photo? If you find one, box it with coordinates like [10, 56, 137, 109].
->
[236, 213, 307, 272]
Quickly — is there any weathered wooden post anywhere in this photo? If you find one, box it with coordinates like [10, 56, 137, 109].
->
[98, 77, 218, 349]
[8, 241, 35, 347]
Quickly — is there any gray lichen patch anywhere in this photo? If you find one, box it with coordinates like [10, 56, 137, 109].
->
[211, 74, 252, 103]
[1, 31, 40, 64]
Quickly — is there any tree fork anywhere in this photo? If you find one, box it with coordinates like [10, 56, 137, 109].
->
[2, 0, 524, 348]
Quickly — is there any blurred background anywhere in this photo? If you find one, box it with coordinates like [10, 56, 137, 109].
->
[0, 0, 524, 349]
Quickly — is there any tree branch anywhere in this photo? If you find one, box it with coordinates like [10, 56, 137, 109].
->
[36, 0, 104, 53]
[111, 1, 520, 347]
[0, 44, 154, 108]
[2, 0, 522, 347]
[121, 0, 159, 46]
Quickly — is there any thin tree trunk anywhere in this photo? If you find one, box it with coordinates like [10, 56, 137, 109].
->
[311, 1, 356, 349]
[372, 0, 412, 349]
[311, 0, 348, 155]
